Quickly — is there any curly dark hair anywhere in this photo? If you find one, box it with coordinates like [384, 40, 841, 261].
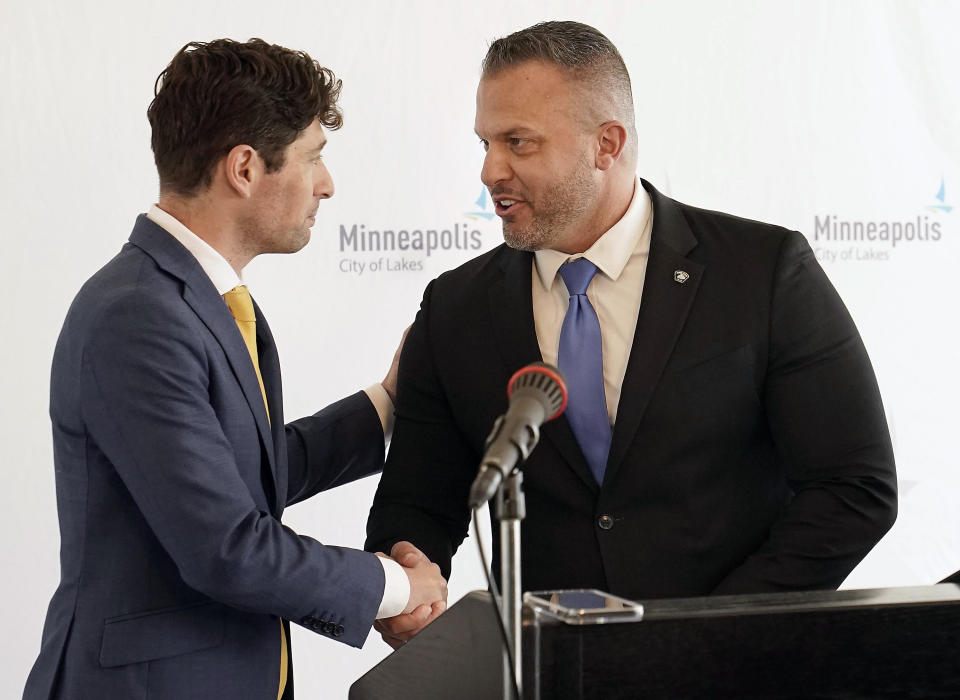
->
[147, 38, 342, 196]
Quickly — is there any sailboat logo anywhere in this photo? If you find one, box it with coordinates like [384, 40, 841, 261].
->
[465, 187, 497, 221]
[927, 178, 953, 214]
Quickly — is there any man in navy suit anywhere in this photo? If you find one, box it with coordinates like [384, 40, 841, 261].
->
[366, 21, 897, 646]
[24, 38, 446, 699]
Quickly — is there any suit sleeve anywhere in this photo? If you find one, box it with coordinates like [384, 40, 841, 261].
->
[365, 279, 476, 579]
[80, 291, 383, 647]
[285, 391, 385, 506]
[713, 230, 898, 594]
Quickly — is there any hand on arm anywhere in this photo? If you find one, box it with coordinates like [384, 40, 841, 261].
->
[381, 325, 410, 406]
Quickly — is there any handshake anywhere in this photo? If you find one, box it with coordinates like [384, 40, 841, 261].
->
[375, 541, 448, 649]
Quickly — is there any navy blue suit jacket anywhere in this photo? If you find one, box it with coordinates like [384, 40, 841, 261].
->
[25, 216, 386, 699]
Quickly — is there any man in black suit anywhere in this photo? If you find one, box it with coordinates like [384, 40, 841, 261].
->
[366, 21, 897, 646]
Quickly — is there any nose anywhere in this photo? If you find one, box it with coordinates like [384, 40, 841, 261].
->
[480, 144, 512, 188]
[315, 160, 335, 199]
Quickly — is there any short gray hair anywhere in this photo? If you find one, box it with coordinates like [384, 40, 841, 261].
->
[482, 21, 635, 136]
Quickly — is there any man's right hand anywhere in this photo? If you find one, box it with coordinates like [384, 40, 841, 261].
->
[375, 541, 447, 649]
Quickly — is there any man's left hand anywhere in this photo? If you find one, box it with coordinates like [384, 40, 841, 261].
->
[381, 325, 410, 406]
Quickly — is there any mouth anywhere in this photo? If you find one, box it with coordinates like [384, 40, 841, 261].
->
[493, 196, 525, 217]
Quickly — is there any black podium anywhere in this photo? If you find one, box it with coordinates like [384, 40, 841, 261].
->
[350, 584, 960, 699]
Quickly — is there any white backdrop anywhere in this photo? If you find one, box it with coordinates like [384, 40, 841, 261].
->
[2, 1, 958, 698]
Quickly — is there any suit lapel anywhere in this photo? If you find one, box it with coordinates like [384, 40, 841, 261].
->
[128, 216, 280, 500]
[253, 299, 286, 514]
[604, 181, 703, 483]
[490, 249, 599, 493]
[488, 249, 540, 375]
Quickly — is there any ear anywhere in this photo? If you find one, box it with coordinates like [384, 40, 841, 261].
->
[222, 144, 261, 198]
[595, 121, 627, 171]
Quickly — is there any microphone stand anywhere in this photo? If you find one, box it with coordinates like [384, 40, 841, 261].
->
[473, 363, 567, 699]
[495, 470, 525, 700]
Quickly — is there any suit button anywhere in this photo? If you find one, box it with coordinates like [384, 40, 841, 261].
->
[300, 616, 317, 627]
[598, 515, 614, 530]
[323, 622, 336, 634]
[334, 625, 345, 637]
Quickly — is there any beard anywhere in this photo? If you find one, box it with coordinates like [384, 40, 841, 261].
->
[237, 210, 312, 259]
[501, 157, 598, 252]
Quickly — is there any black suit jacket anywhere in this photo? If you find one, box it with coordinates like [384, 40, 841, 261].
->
[366, 181, 897, 599]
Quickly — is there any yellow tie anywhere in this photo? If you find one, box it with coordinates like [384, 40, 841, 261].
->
[222, 285, 270, 423]
[221, 285, 287, 698]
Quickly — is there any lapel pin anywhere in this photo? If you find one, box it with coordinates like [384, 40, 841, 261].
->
[673, 270, 690, 284]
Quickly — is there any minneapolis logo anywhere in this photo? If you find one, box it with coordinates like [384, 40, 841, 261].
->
[338, 186, 491, 258]
[465, 187, 497, 221]
[813, 177, 946, 250]
[927, 177, 953, 214]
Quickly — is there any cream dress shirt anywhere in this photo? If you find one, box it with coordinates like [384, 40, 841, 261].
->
[532, 179, 653, 424]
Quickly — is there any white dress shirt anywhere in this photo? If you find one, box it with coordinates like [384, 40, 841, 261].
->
[532, 179, 653, 424]
[146, 205, 409, 618]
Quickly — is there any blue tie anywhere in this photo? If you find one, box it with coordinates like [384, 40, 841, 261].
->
[557, 258, 612, 484]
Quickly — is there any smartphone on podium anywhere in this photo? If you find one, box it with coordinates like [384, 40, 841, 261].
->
[524, 589, 644, 625]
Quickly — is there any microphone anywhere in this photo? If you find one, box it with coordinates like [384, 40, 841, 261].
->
[468, 363, 567, 507]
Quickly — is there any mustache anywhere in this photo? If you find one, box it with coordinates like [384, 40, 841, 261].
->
[489, 187, 526, 201]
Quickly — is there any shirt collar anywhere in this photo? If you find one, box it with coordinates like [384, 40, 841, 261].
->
[534, 177, 651, 291]
[147, 204, 243, 295]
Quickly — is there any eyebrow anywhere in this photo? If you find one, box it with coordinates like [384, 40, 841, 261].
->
[307, 140, 327, 156]
[475, 127, 538, 140]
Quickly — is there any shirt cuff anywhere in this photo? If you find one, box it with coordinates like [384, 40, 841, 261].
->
[376, 555, 411, 619]
[364, 383, 396, 440]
